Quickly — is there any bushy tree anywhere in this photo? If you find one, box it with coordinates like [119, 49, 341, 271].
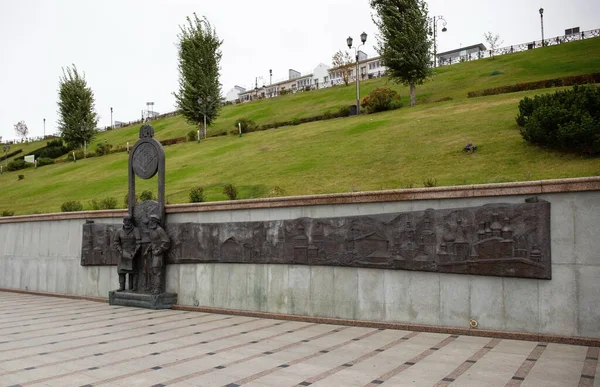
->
[370, 0, 432, 106]
[14, 121, 29, 140]
[174, 14, 222, 139]
[57, 65, 98, 149]
[331, 50, 354, 86]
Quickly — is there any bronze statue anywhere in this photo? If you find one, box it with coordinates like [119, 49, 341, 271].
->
[145, 214, 170, 294]
[113, 215, 141, 291]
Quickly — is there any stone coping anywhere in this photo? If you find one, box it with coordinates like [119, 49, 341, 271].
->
[1, 176, 598, 224]
[1, 287, 598, 347]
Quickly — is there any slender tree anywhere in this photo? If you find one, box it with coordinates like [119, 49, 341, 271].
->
[370, 0, 432, 106]
[484, 31, 503, 59]
[174, 14, 222, 139]
[14, 121, 29, 140]
[57, 65, 98, 149]
[331, 50, 354, 86]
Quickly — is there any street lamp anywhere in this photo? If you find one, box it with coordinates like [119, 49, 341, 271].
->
[43, 118, 45, 138]
[197, 96, 214, 139]
[110, 107, 113, 129]
[430, 16, 447, 68]
[539, 8, 545, 46]
[347, 31, 367, 115]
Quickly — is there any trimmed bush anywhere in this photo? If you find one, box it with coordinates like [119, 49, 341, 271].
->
[36, 157, 55, 167]
[236, 118, 258, 134]
[6, 159, 29, 172]
[1, 210, 14, 217]
[160, 137, 186, 146]
[361, 88, 402, 114]
[222, 183, 238, 200]
[516, 85, 600, 155]
[124, 193, 139, 208]
[0, 149, 23, 162]
[89, 197, 118, 210]
[95, 142, 113, 156]
[17, 174, 24, 180]
[468, 72, 600, 98]
[140, 190, 155, 201]
[187, 130, 198, 142]
[61, 200, 83, 212]
[189, 186, 206, 203]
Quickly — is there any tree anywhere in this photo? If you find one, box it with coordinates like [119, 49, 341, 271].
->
[14, 121, 29, 140]
[484, 32, 503, 59]
[331, 50, 354, 86]
[370, 0, 432, 107]
[57, 65, 98, 149]
[174, 14, 222, 139]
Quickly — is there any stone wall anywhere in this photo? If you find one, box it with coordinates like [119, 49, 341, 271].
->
[0, 178, 598, 338]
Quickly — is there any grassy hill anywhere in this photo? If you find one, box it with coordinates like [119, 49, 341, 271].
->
[1, 38, 600, 215]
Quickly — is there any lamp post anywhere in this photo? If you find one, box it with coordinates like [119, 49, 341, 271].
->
[197, 96, 214, 139]
[43, 118, 45, 138]
[269, 69, 273, 86]
[347, 31, 367, 115]
[430, 16, 447, 67]
[110, 107, 113, 129]
[539, 8, 545, 46]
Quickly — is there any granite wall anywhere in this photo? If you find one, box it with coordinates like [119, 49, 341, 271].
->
[0, 181, 598, 338]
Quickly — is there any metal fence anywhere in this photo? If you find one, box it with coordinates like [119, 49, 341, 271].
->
[438, 28, 600, 66]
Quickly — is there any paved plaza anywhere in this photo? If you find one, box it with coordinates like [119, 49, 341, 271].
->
[0, 291, 597, 387]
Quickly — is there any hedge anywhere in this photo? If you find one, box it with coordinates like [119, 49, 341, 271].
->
[468, 72, 600, 98]
[0, 149, 23, 161]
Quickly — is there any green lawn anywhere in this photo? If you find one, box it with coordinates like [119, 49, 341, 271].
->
[1, 38, 600, 215]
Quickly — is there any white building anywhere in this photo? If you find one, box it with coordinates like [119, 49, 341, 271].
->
[224, 85, 246, 102]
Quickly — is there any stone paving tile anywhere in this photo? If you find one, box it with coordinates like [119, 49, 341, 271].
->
[0, 291, 597, 387]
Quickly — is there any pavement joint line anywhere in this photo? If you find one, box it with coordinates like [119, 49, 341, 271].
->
[364, 334, 459, 386]
[297, 331, 419, 386]
[504, 341, 548, 386]
[22, 318, 277, 386]
[579, 347, 599, 386]
[0, 307, 155, 344]
[0, 314, 234, 376]
[229, 327, 377, 387]
[0, 304, 109, 322]
[0, 309, 199, 356]
[85, 320, 300, 386]
[433, 338, 501, 387]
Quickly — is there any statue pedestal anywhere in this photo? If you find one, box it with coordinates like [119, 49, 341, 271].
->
[108, 290, 177, 310]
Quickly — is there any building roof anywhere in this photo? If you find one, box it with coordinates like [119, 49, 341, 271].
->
[437, 43, 487, 56]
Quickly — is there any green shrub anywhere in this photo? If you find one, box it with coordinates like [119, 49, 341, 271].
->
[0, 149, 23, 162]
[468, 72, 600, 98]
[66, 150, 85, 161]
[17, 174, 24, 180]
[37, 157, 54, 167]
[236, 118, 258, 134]
[361, 88, 402, 114]
[90, 197, 118, 210]
[160, 137, 186, 146]
[124, 193, 139, 208]
[516, 85, 600, 154]
[95, 142, 113, 156]
[189, 186, 206, 203]
[423, 177, 438, 187]
[1, 210, 14, 217]
[140, 190, 155, 201]
[222, 183, 238, 200]
[7, 159, 29, 172]
[187, 130, 198, 142]
[61, 200, 83, 212]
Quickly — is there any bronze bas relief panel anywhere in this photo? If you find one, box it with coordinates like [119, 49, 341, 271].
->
[81, 198, 551, 279]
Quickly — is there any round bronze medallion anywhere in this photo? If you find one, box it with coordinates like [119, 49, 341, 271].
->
[132, 142, 159, 179]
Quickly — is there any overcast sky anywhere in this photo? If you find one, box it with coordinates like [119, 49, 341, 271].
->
[0, 0, 598, 141]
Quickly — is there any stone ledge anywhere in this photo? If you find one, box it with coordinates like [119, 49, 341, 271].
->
[1, 176, 598, 224]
